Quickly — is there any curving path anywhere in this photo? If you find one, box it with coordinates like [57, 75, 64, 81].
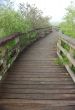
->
[0, 30, 75, 110]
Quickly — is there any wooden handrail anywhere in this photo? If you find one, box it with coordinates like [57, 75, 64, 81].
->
[59, 32, 75, 47]
[57, 32, 75, 82]
[0, 27, 51, 46]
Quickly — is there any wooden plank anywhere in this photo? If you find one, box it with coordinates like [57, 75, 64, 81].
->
[1, 93, 75, 100]
[7, 73, 70, 78]
[0, 104, 75, 110]
[0, 99, 75, 106]
[3, 80, 73, 85]
[5, 77, 72, 81]
[1, 88, 75, 94]
[2, 84, 75, 90]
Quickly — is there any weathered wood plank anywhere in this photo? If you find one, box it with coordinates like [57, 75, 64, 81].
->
[1, 89, 75, 94]
[2, 84, 75, 89]
[1, 93, 75, 100]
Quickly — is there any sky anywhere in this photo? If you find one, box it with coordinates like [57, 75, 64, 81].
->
[0, 0, 75, 23]
[0, 0, 5, 4]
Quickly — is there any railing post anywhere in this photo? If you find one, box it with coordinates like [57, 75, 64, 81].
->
[0, 46, 8, 80]
[69, 46, 74, 57]
[15, 37, 20, 54]
[57, 37, 61, 55]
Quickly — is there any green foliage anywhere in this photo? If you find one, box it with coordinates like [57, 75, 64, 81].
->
[59, 2, 75, 38]
[0, 0, 51, 50]
[56, 51, 69, 65]
[62, 56, 69, 64]
[56, 55, 69, 65]
[61, 41, 70, 51]
[55, 58, 63, 65]
[0, 8, 32, 38]
[71, 65, 75, 73]
[73, 50, 75, 58]
[60, 51, 69, 64]
[0, 1, 51, 39]
[19, 31, 37, 49]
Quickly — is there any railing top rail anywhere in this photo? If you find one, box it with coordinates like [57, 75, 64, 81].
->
[0, 27, 51, 46]
[59, 32, 75, 46]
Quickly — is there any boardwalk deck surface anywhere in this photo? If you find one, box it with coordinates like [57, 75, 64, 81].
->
[0, 30, 75, 110]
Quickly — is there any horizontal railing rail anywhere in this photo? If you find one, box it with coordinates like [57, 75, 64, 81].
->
[0, 27, 52, 81]
[57, 32, 75, 82]
[0, 27, 52, 46]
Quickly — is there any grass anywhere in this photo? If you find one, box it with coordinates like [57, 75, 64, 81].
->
[61, 41, 70, 51]
[71, 65, 75, 73]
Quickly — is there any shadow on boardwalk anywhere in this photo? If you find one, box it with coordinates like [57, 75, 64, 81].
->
[0, 30, 75, 110]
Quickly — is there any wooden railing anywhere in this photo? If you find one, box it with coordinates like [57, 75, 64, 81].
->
[0, 27, 52, 81]
[57, 32, 75, 82]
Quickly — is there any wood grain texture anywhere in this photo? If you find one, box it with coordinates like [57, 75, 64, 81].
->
[0, 30, 75, 110]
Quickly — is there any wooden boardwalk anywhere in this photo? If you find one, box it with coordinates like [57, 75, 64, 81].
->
[0, 30, 75, 110]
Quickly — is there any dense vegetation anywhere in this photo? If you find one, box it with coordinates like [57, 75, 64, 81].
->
[0, 0, 51, 38]
[59, 2, 75, 38]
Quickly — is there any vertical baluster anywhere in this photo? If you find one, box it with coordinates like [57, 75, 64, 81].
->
[15, 37, 20, 54]
[69, 46, 73, 57]
[69, 46, 74, 68]
[0, 46, 8, 80]
[57, 37, 61, 55]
